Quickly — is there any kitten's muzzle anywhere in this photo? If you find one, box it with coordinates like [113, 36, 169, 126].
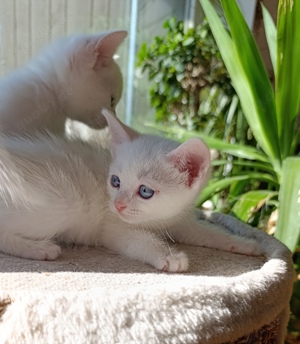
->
[114, 200, 127, 213]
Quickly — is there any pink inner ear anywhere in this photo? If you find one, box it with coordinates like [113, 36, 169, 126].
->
[173, 154, 203, 187]
[166, 138, 210, 188]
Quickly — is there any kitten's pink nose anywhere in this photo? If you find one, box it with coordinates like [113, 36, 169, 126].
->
[114, 200, 127, 213]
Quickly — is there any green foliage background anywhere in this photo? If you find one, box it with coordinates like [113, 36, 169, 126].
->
[137, 1, 300, 337]
[137, 18, 246, 138]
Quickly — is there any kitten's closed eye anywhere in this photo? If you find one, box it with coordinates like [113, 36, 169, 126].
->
[110, 96, 115, 109]
[111, 175, 120, 188]
[139, 185, 154, 199]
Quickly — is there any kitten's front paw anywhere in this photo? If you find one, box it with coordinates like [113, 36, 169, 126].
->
[29, 242, 61, 261]
[156, 251, 189, 272]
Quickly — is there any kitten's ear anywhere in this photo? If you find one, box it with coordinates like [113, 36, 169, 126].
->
[166, 138, 211, 188]
[102, 109, 139, 153]
[87, 30, 127, 68]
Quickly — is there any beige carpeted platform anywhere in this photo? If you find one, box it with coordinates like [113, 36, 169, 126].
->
[0, 211, 295, 344]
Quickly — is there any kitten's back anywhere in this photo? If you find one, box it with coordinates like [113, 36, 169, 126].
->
[0, 134, 110, 207]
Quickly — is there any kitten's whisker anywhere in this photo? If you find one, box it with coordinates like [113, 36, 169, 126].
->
[165, 229, 175, 243]
[152, 222, 175, 256]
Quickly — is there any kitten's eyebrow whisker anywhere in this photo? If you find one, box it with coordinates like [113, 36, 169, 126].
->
[165, 229, 175, 243]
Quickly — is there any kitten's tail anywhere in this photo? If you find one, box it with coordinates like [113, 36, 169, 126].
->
[0, 140, 31, 206]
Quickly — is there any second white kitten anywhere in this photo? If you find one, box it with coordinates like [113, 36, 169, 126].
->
[0, 31, 127, 135]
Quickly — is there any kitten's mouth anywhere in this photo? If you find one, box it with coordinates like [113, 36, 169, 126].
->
[117, 211, 142, 224]
[84, 114, 108, 129]
[110, 203, 142, 224]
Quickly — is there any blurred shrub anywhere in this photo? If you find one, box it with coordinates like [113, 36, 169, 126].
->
[137, 17, 248, 143]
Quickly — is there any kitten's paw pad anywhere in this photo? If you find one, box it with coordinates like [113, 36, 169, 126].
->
[157, 251, 189, 272]
[30, 242, 61, 261]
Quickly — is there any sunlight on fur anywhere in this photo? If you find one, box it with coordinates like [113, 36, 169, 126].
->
[0, 108, 262, 272]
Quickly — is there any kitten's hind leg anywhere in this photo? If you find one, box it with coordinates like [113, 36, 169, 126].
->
[0, 232, 61, 260]
[169, 217, 262, 256]
[101, 225, 188, 272]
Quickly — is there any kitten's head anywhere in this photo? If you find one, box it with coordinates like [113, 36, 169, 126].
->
[103, 110, 211, 226]
[40, 30, 127, 128]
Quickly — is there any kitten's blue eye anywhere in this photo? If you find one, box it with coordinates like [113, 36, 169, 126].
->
[111, 175, 120, 188]
[139, 185, 154, 199]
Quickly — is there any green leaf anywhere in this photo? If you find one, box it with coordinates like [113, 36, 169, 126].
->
[164, 17, 176, 30]
[175, 63, 185, 73]
[231, 190, 278, 223]
[261, 4, 277, 73]
[200, 0, 281, 172]
[145, 122, 270, 162]
[136, 42, 148, 66]
[176, 73, 185, 82]
[228, 180, 249, 199]
[221, 0, 280, 158]
[275, 157, 300, 252]
[276, 0, 300, 158]
[228, 160, 276, 175]
[197, 173, 278, 205]
[154, 73, 163, 83]
[183, 37, 195, 46]
[174, 33, 183, 42]
[202, 138, 268, 163]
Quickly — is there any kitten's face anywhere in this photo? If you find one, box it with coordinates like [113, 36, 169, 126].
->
[106, 136, 211, 225]
[61, 31, 127, 128]
[102, 109, 211, 226]
[107, 157, 193, 225]
[66, 59, 123, 128]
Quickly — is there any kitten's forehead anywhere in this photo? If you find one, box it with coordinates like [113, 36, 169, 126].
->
[122, 135, 179, 158]
[113, 135, 177, 171]
[110, 135, 185, 186]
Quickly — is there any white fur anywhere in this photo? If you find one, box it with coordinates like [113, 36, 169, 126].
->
[0, 111, 262, 271]
[0, 31, 127, 135]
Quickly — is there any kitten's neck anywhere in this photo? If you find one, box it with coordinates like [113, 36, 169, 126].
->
[0, 66, 68, 135]
[30, 74, 70, 133]
[128, 207, 196, 232]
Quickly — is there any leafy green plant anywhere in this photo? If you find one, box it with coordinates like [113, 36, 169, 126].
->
[196, 0, 300, 252]
[141, 3, 300, 335]
[137, 18, 243, 137]
[148, 122, 278, 223]
[140, 1, 300, 253]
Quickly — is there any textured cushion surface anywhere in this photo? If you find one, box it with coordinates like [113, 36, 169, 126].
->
[0, 212, 295, 344]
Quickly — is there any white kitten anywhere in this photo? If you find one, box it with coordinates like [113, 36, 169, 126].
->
[0, 110, 261, 272]
[0, 31, 127, 135]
